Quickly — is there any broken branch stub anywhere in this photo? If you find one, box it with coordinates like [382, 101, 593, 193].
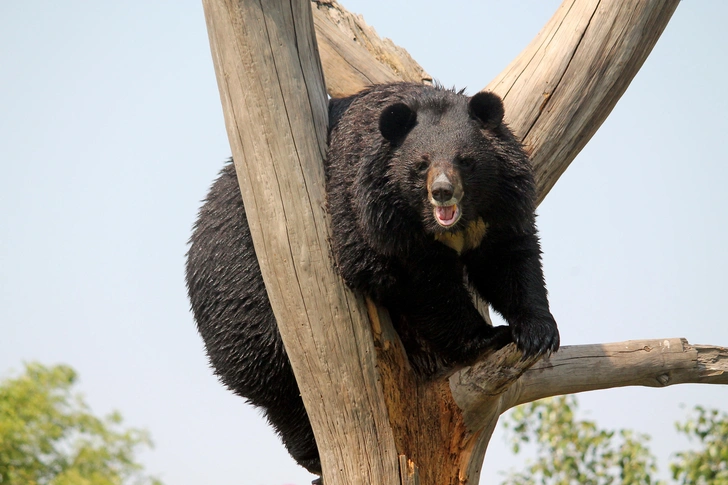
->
[312, 0, 431, 96]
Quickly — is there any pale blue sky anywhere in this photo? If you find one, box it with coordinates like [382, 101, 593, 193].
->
[1, 1, 726, 484]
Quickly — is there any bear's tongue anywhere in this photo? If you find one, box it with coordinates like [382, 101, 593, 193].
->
[435, 204, 459, 227]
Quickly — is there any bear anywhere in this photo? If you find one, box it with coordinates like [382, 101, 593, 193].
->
[185, 82, 559, 478]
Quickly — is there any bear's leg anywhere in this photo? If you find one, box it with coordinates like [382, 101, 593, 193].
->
[388, 247, 512, 368]
[463, 227, 559, 359]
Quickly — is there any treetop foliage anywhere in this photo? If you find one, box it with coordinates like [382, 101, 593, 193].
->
[0, 362, 163, 485]
[501, 395, 728, 485]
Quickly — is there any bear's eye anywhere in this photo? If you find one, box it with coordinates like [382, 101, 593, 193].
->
[415, 159, 429, 173]
[458, 156, 476, 169]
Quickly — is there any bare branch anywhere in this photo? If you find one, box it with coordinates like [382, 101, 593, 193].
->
[508, 339, 728, 408]
[446, 338, 728, 481]
[311, 0, 430, 97]
[450, 338, 728, 420]
[486, 0, 680, 204]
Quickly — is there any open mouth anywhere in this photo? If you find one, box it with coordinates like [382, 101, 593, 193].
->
[434, 204, 461, 228]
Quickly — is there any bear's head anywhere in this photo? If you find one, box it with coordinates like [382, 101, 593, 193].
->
[368, 89, 532, 255]
[380, 91, 504, 231]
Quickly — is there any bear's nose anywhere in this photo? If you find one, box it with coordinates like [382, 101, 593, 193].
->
[431, 178, 454, 203]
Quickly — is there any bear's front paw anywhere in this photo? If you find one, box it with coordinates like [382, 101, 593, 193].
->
[511, 316, 559, 359]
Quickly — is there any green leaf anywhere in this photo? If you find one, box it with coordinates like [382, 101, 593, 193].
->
[0, 363, 163, 485]
[500, 395, 661, 485]
[671, 406, 728, 485]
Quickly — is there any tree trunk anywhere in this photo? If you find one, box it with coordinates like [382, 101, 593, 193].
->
[201, 1, 726, 484]
[202, 1, 400, 483]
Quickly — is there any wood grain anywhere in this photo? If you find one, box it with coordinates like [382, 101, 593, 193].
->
[487, 0, 680, 205]
[200, 0, 722, 484]
[311, 0, 431, 97]
[202, 1, 400, 484]
[509, 339, 728, 407]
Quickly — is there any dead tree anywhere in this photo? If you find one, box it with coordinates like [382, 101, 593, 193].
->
[200, 0, 728, 484]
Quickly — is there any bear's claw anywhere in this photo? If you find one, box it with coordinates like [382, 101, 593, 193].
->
[511, 317, 560, 360]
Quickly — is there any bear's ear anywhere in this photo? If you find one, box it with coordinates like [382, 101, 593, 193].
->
[469, 91, 504, 130]
[379, 103, 417, 143]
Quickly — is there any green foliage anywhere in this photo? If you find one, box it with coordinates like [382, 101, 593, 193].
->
[501, 395, 660, 485]
[0, 362, 163, 485]
[671, 406, 728, 485]
[501, 395, 728, 485]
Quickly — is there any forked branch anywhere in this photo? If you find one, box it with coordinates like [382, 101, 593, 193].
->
[201, 1, 724, 484]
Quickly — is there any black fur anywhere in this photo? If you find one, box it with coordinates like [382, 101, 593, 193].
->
[379, 103, 417, 142]
[186, 82, 559, 477]
[468, 91, 504, 129]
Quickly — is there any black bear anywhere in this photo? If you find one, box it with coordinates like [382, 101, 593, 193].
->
[186, 82, 559, 477]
